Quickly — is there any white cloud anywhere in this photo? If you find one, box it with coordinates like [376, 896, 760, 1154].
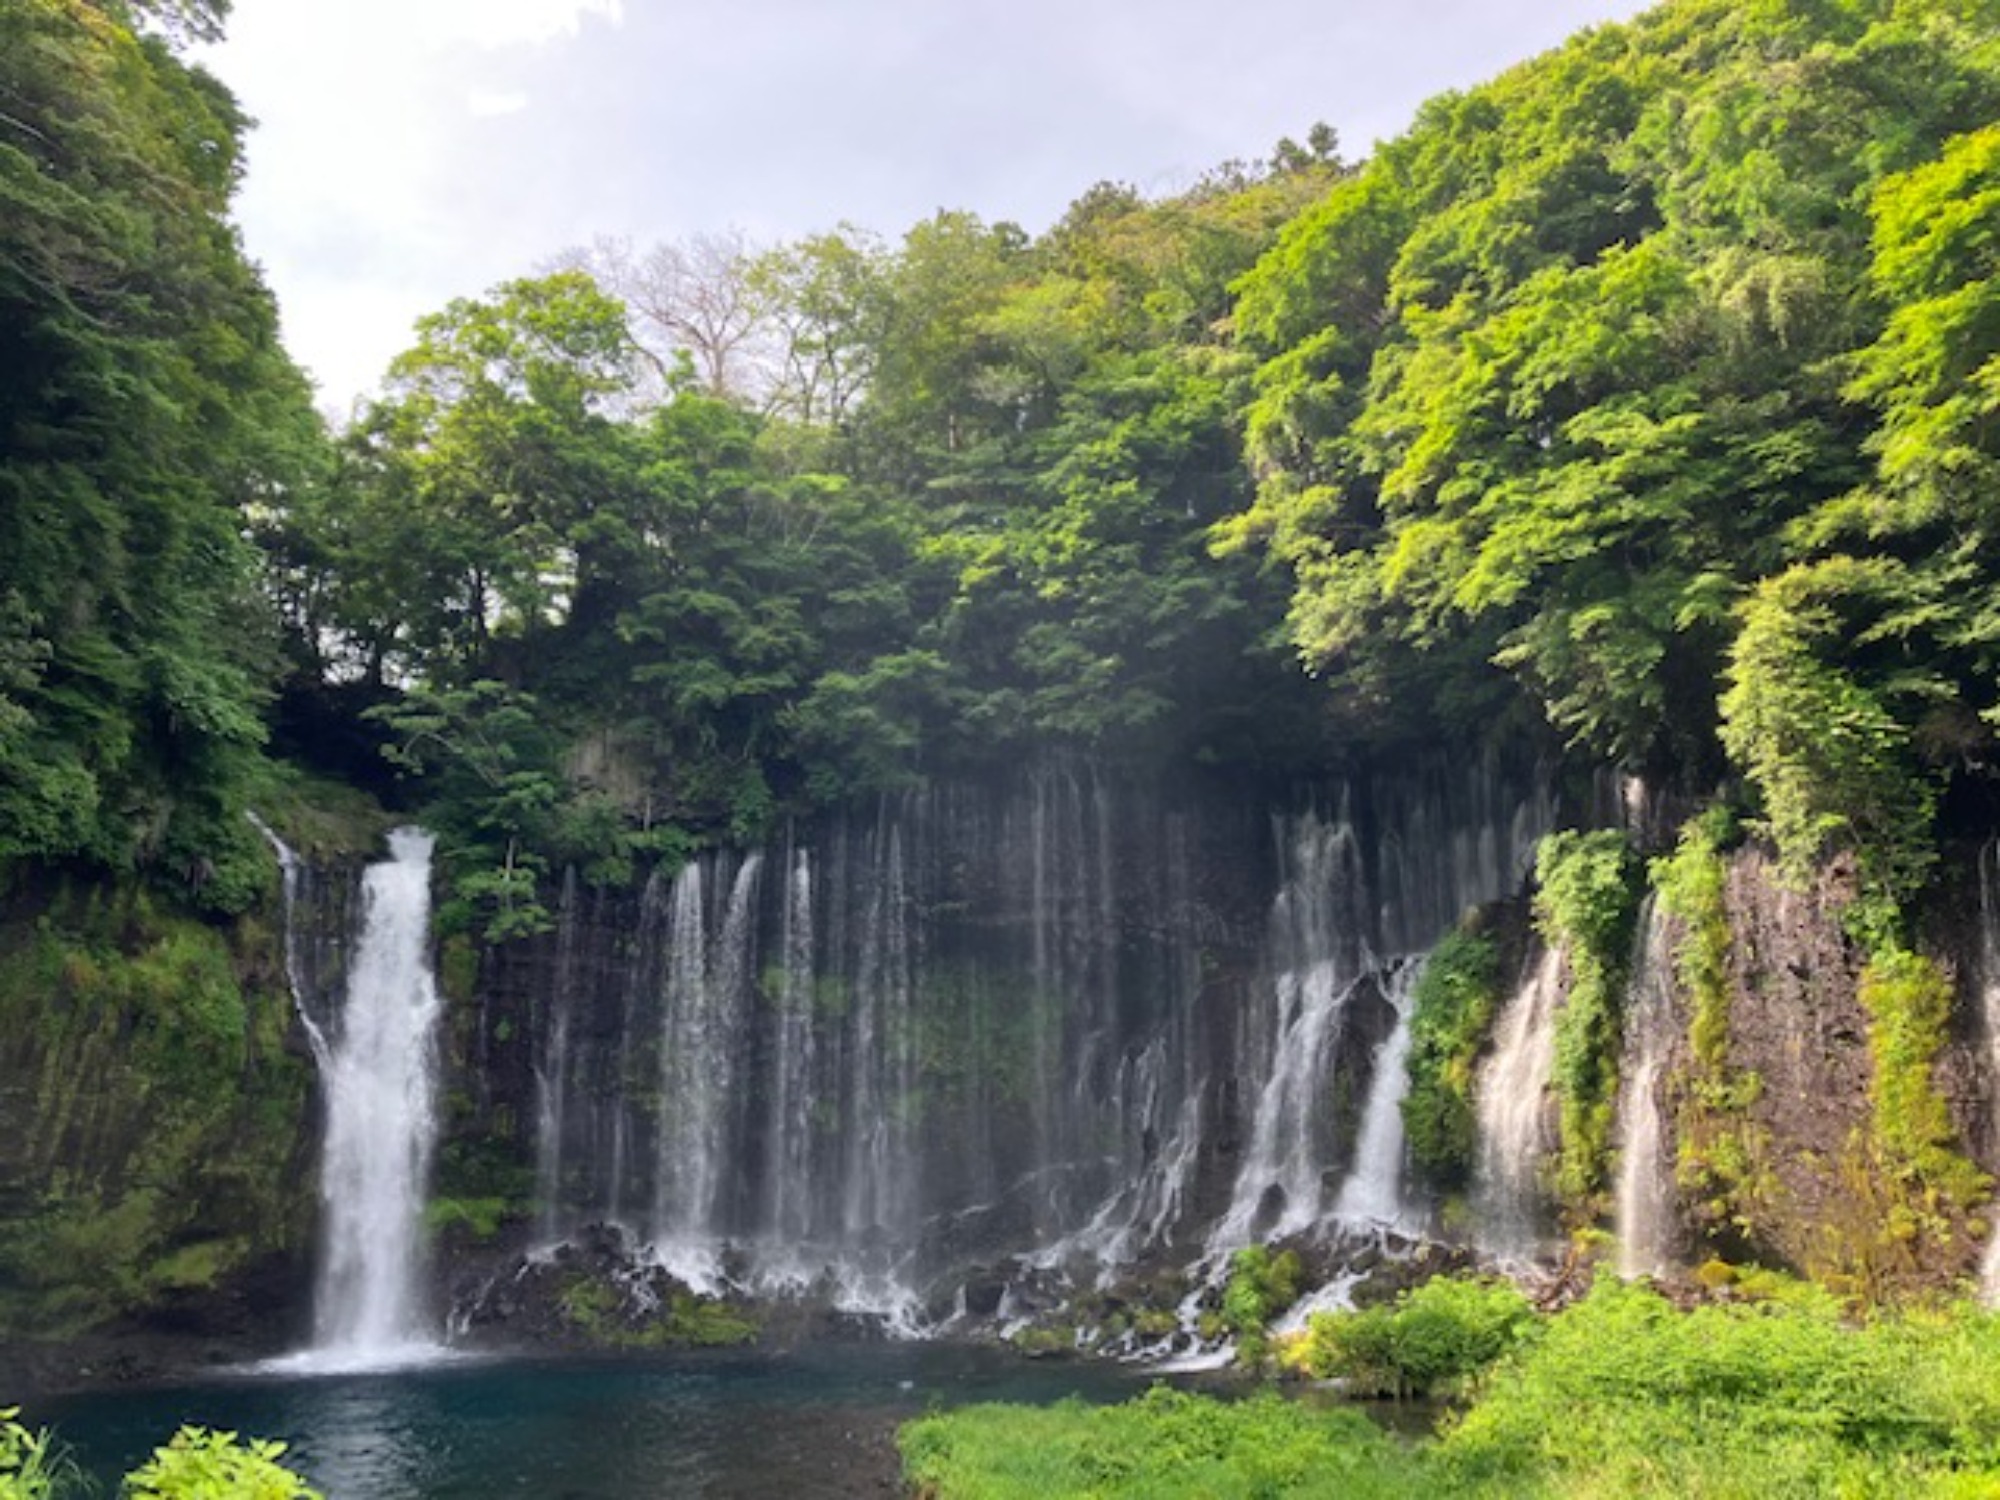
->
[400, 0, 624, 52]
[203, 0, 1649, 409]
[467, 89, 531, 117]
[198, 0, 627, 402]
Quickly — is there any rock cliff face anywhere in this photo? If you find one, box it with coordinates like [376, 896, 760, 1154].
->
[6, 774, 1998, 1382]
[1623, 845, 1991, 1295]
[0, 880, 329, 1376]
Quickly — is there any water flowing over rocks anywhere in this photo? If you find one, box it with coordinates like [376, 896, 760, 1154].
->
[448, 760, 1551, 1334]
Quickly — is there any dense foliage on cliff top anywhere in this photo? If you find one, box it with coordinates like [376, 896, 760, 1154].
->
[3, 0, 1998, 937]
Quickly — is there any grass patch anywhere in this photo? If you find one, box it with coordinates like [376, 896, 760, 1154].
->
[907, 1279, 2000, 1497]
[901, 1387, 1428, 1499]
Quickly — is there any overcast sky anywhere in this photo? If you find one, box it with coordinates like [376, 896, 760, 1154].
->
[200, 0, 1651, 411]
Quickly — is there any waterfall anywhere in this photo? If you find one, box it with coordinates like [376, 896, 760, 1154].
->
[1475, 945, 1563, 1260]
[534, 868, 582, 1245]
[843, 823, 911, 1242]
[306, 828, 446, 1366]
[1979, 843, 2000, 1302]
[1211, 768, 1547, 1251]
[247, 811, 333, 1063]
[1213, 810, 1370, 1245]
[1615, 899, 1677, 1279]
[653, 855, 762, 1252]
[765, 844, 816, 1242]
[524, 761, 1548, 1306]
[1333, 959, 1422, 1230]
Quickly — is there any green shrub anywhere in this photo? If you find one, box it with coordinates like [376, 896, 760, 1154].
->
[1402, 928, 1503, 1187]
[1717, 559, 1940, 952]
[1222, 1245, 1304, 1363]
[123, 1427, 320, 1500]
[0, 1409, 59, 1500]
[1290, 1276, 1537, 1398]
[1439, 1277, 2000, 1497]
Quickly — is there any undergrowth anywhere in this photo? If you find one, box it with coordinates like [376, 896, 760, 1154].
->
[905, 1278, 2000, 1498]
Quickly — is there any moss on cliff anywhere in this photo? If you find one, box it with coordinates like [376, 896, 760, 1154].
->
[1534, 830, 1642, 1214]
[1652, 810, 1777, 1248]
[1402, 924, 1504, 1190]
[0, 883, 314, 1339]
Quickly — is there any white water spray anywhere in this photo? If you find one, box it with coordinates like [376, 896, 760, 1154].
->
[1615, 899, 1677, 1279]
[1475, 945, 1563, 1260]
[1334, 960, 1423, 1230]
[302, 828, 447, 1368]
[1978, 843, 2000, 1303]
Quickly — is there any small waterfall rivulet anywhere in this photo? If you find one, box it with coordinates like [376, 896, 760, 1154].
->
[305, 829, 446, 1366]
[1615, 898, 1678, 1279]
[1979, 842, 2000, 1302]
[1475, 944, 1563, 1260]
[534, 868, 583, 1246]
[1333, 959, 1423, 1231]
[1212, 808, 1372, 1246]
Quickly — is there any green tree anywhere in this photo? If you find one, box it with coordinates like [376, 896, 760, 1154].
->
[0, 0, 323, 903]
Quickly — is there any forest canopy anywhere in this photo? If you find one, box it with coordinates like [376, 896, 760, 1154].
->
[3, 0, 1998, 939]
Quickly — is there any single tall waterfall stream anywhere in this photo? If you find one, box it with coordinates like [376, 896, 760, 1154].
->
[1475, 945, 1563, 1260]
[1333, 959, 1423, 1231]
[259, 826, 448, 1370]
[1615, 899, 1677, 1279]
[1979, 842, 2000, 1303]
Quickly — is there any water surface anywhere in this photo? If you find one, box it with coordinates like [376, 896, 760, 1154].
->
[34, 1343, 1153, 1498]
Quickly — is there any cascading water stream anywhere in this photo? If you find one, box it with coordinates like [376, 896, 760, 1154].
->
[766, 846, 817, 1243]
[1475, 945, 1563, 1261]
[1979, 843, 2000, 1303]
[246, 812, 331, 1066]
[286, 828, 448, 1369]
[1615, 898, 1677, 1279]
[535, 868, 582, 1246]
[1333, 959, 1423, 1230]
[1212, 811, 1368, 1247]
[516, 764, 1549, 1318]
[651, 855, 762, 1287]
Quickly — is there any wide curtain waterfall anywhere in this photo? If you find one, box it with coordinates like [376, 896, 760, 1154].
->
[528, 763, 1550, 1305]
